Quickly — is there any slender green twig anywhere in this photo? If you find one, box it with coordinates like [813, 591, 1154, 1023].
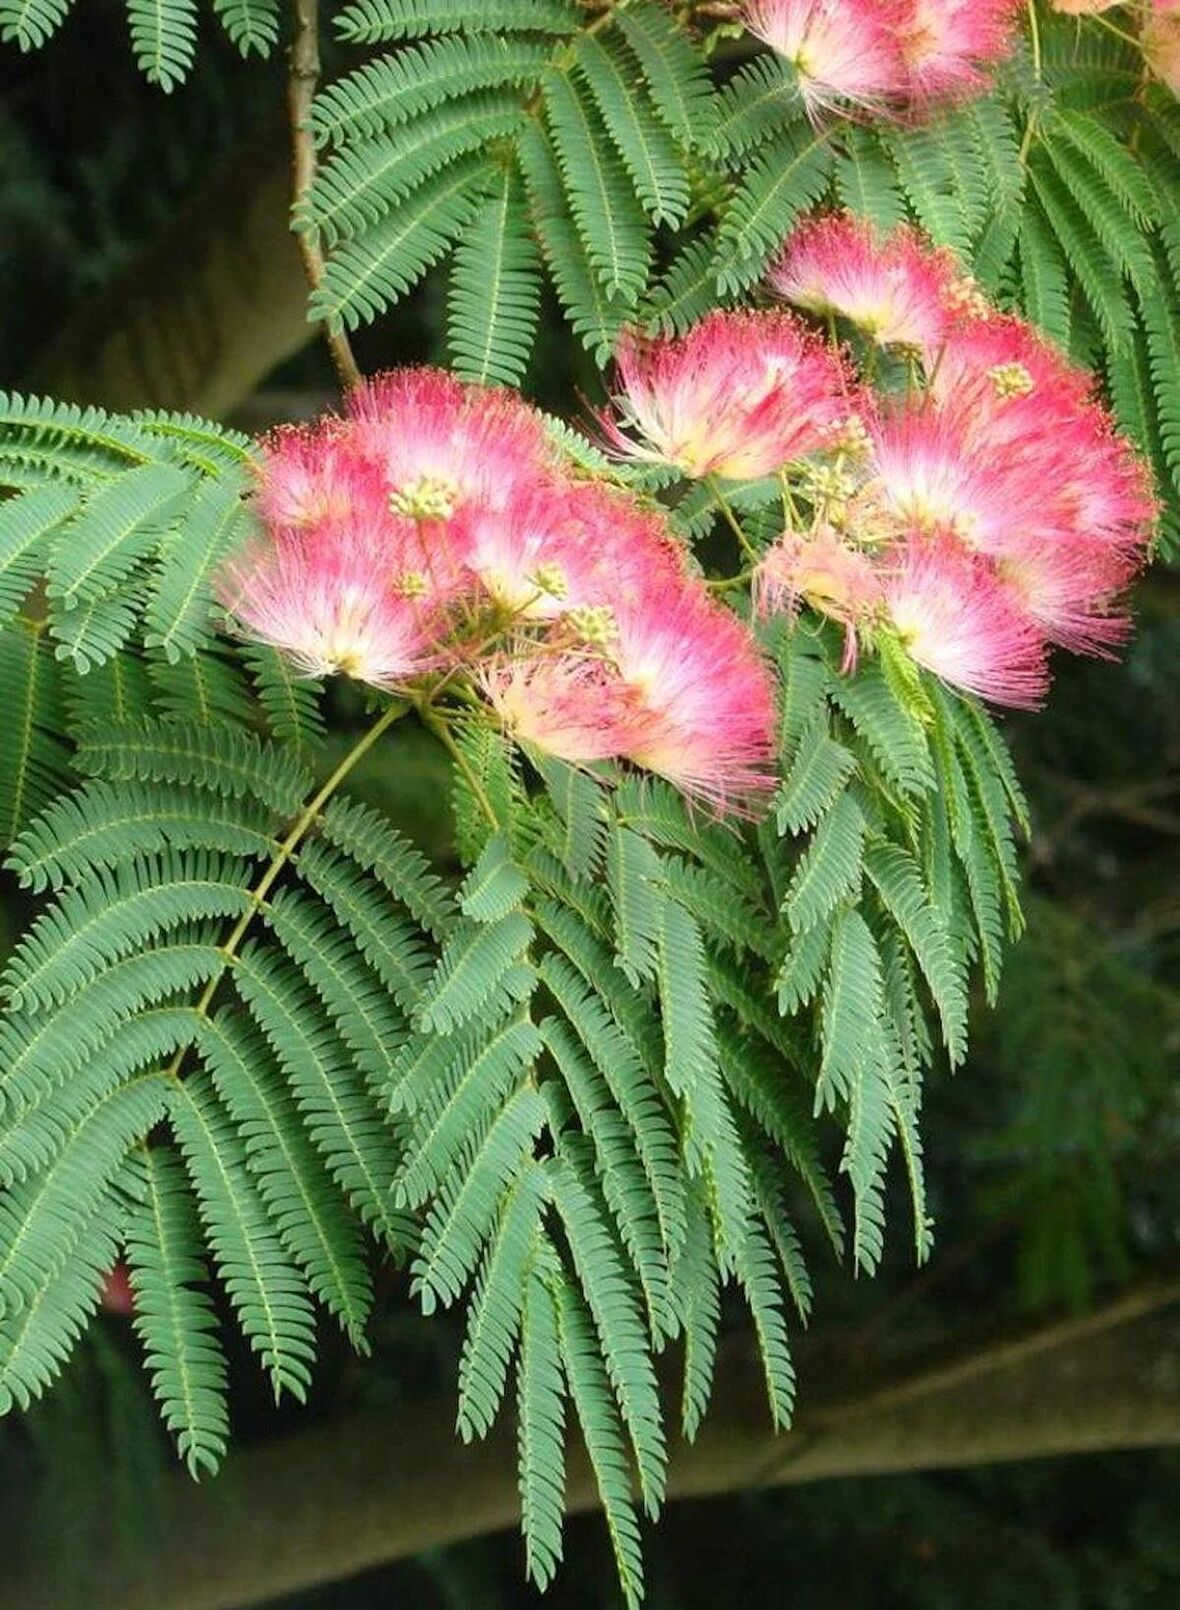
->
[163, 698, 409, 1080]
[706, 476, 761, 563]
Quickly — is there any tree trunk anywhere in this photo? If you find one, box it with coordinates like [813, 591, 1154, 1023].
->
[26, 126, 312, 421]
[9, 1281, 1179, 1610]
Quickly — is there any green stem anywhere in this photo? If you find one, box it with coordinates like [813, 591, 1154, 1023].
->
[1018, 0, 1043, 164]
[418, 705, 502, 831]
[706, 476, 760, 564]
[1090, 12, 1145, 51]
[1027, 0, 1042, 83]
[164, 697, 409, 1077]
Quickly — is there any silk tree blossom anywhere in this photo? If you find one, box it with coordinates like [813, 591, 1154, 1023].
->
[769, 214, 960, 355]
[601, 310, 855, 481]
[481, 587, 778, 810]
[742, 0, 1021, 116]
[458, 486, 600, 622]
[227, 365, 779, 815]
[610, 587, 778, 810]
[882, 537, 1048, 707]
[928, 314, 1093, 433]
[348, 367, 557, 524]
[897, 0, 1022, 102]
[457, 481, 685, 624]
[996, 539, 1135, 655]
[219, 518, 443, 687]
[253, 426, 372, 535]
[479, 656, 630, 765]
[868, 400, 1005, 544]
[743, 0, 909, 113]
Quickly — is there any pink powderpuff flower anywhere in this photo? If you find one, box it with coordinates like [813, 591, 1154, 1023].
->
[933, 330, 1157, 566]
[219, 518, 443, 688]
[253, 425, 371, 535]
[897, 0, 1021, 103]
[459, 481, 686, 624]
[459, 485, 602, 622]
[479, 655, 631, 765]
[755, 527, 882, 670]
[882, 536, 1048, 707]
[602, 310, 855, 482]
[768, 213, 959, 355]
[868, 400, 1007, 546]
[743, 0, 909, 114]
[929, 314, 1093, 436]
[346, 367, 557, 523]
[610, 587, 778, 811]
[996, 538, 1136, 656]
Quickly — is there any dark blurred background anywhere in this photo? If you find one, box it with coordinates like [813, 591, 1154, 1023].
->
[1, 8, 1178, 1605]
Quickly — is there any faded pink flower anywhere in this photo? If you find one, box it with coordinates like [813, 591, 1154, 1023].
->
[483, 580, 777, 811]
[479, 656, 630, 765]
[1144, 13, 1180, 94]
[756, 527, 882, 670]
[602, 310, 854, 481]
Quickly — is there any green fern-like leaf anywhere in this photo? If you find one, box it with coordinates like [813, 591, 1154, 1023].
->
[300, 95, 526, 247]
[124, 0, 197, 90]
[311, 155, 495, 333]
[168, 1079, 318, 1402]
[457, 1163, 547, 1443]
[0, 623, 70, 846]
[0, 1189, 123, 1418]
[210, 0, 279, 55]
[0, 0, 72, 51]
[309, 35, 549, 149]
[542, 69, 652, 304]
[334, 0, 579, 44]
[198, 1011, 373, 1347]
[548, 1158, 666, 1517]
[519, 119, 628, 362]
[412, 1083, 547, 1313]
[573, 33, 690, 226]
[614, 1, 717, 151]
[447, 168, 542, 386]
[125, 1144, 230, 1477]
[517, 1262, 567, 1591]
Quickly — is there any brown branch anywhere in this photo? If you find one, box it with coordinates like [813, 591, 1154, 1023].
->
[288, 0, 363, 394]
[9, 1278, 1179, 1610]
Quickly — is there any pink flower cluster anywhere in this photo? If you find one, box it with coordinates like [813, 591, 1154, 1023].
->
[220, 370, 777, 812]
[604, 213, 1154, 708]
[743, 0, 1023, 116]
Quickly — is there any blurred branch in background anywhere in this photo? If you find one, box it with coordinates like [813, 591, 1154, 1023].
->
[8, 1280, 1179, 1610]
[25, 122, 312, 417]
